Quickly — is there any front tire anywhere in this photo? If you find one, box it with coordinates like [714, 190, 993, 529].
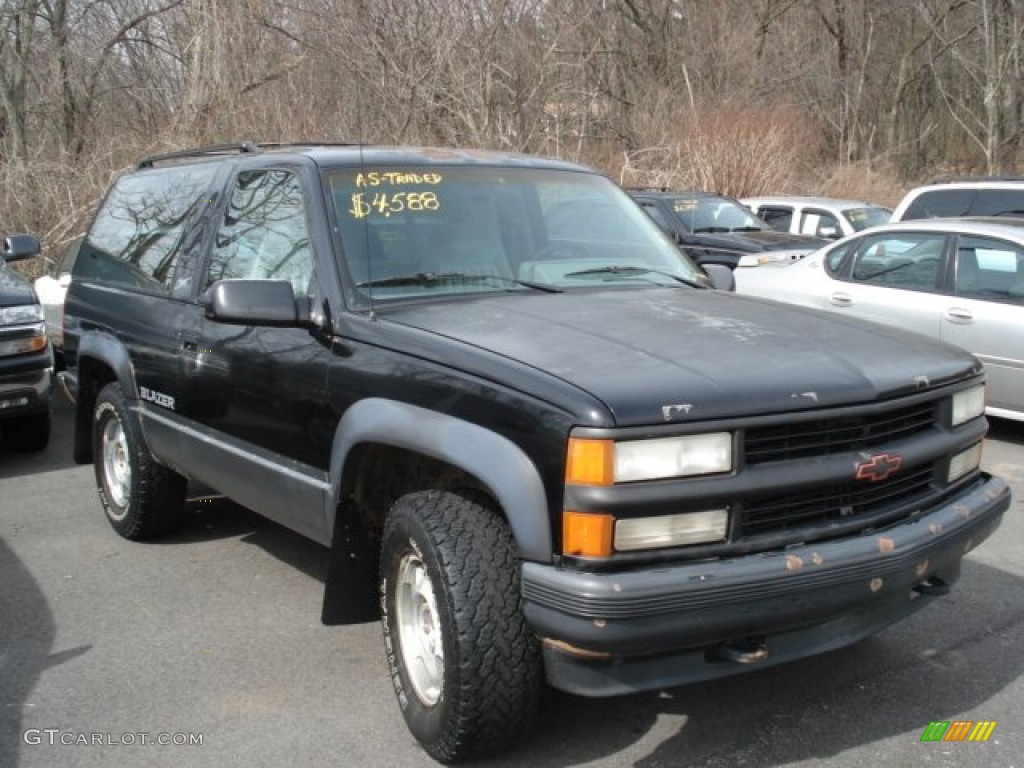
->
[380, 490, 542, 762]
[92, 382, 186, 540]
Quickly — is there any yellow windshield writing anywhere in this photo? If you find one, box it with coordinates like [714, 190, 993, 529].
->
[355, 172, 443, 187]
[349, 191, 441, 219]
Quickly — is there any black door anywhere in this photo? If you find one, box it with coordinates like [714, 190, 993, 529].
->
[179, 166, 336, 543]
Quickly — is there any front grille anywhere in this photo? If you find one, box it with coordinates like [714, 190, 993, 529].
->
[742, 463, 935, 537]
[744, 401, 937, 465]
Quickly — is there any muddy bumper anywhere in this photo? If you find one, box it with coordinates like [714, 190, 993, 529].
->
[522, 474, 1010, 696]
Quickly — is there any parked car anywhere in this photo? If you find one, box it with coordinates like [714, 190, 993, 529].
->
[742, 196, 891, 239]
[734, 217, 1024, 421]
[0, 233, 51, 450]
[33, 234, 82, 366]
[61, 143, 1008, 761]
[892, 177, 1024, 221]
[628, 189, 825, 268]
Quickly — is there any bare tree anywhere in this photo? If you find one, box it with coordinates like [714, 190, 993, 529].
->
[922, 0, 1024, 173]
[0, 0, 41, 160]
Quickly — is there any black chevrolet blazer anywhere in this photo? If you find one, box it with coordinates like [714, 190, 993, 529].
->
[61, 144, 1011, 762]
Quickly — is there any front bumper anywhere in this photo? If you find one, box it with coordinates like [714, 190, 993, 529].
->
[0, 349, 52, 420]
[522, 473, 1010, 696]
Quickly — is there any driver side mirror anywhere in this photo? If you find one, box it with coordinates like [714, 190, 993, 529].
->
[204, 279, 314, 328]
[703, 264, 735, 292]
[2, 233, 41, 262]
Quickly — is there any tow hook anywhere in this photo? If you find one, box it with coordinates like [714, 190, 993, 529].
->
[913, 576, 951, 597]
[715, 637, 769, 665]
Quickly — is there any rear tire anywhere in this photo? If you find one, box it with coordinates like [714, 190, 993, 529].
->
[92, 382, 186, 540]
[380, 490, 542, 762]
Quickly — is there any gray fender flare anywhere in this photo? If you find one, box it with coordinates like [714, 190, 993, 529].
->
[327, 397, 552, 561]
[71, 332, 138, 463]
[77, 331, 137, 398]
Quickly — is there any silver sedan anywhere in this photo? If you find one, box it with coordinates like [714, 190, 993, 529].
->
[735, 217, 1024, 421]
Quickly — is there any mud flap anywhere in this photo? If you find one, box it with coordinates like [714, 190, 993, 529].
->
[321, 512, 380, 625]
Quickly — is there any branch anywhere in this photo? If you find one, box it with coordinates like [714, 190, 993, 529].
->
[238, 56, 305, 96]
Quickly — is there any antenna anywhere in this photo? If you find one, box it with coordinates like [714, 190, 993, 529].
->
[355, 62, 375, 320]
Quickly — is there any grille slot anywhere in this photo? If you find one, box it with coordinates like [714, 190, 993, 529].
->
[744, 402, 937, 465]
[742, 464, 935, 537]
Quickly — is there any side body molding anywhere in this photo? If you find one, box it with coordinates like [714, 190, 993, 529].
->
[328, 398, 553, 562]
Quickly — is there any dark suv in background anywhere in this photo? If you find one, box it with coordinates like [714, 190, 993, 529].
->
[628, 188, 826, 268]
[0, 233, 51, 451]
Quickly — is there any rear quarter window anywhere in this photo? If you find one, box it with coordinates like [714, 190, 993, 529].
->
[968, 189, 1024, 217]
[75, 165, 217, 294]
[902, 189, 976, 219]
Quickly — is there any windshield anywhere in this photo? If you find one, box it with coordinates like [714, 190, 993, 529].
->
[845, 206, 892, 231]
[326, 166, 704, 304]
[668, 195, 769, 233]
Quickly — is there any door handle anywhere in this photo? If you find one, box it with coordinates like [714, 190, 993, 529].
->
[829, 292, 852, 307]
[945, 307, 973, 323]
[179, 331, 199, 353]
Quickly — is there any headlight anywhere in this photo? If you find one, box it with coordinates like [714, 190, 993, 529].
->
[562, 433, 735, 557]
[566, 433, 733, 485]
[0, 303, 44, 325]
[0, 317, 47, 357]
[737, 251, 808, 268]
[562, 509, 730, 557]
[615, 510, 728, 551]
[615, 433, 732, 482]
[952, 385, 985, 426]
[948, 442, 983, 483]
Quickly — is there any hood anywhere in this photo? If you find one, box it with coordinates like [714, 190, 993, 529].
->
[0, 262, 37, 308]
[380, 288, 979, 426]
[686, 229, 825, 253]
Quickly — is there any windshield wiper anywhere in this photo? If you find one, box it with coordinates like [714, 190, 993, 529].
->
[562, 265, 707, 289]
[357, 271, 563, 293]
[729, 226, 765, 232]
[691, 226, 731, 233]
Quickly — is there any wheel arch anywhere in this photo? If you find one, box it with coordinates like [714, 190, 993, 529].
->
[321, 397, 553, 626]
[72, 333, 136, 464]
[328, 397, 551, 560]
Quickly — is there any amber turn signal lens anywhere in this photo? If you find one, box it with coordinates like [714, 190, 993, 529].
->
[563, 510, 614, 557]
[565, 438, 613, 486]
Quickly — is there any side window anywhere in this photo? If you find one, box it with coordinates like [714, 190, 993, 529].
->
[800, 210, 841, 238]
[902, 189, 975, 219]
[75, 165, 216, 293]
[758, 207, 793, 232]
[55, 235, 83, 279]
[639, 202, 672, 233]
[849, 233, 947, 291]
[955, 235, 1024, 304]
[969, 189, 1024, 218]
[207, 170, 313, 294]
[824, 239, 858, 275]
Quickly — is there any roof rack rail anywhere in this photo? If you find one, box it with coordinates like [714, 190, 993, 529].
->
[928, 174, 1024, 184]
[254, 141, 359, 150]
[137, 142, 260, 168]
[137, 140, 359, 168]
